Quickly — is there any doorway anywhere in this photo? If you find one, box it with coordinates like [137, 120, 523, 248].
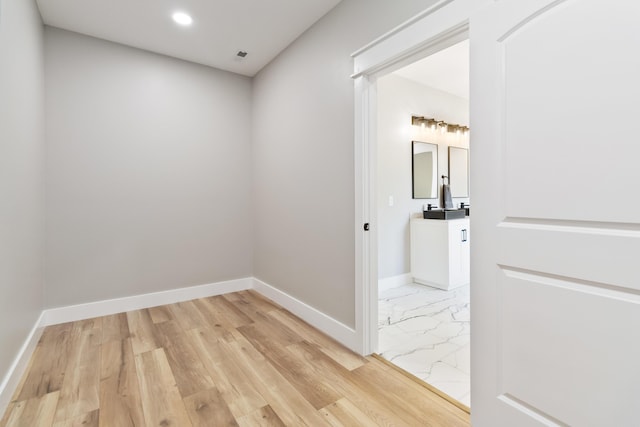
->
[350, 0, 476, 414]
[375, 40, 471, 407]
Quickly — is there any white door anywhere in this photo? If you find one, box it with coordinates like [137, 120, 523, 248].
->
[472, 1, 640, 426]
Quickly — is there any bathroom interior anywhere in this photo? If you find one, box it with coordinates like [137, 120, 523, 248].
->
[376, 40, 471, 408]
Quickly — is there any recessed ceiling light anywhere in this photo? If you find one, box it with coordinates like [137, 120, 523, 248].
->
[172, 12, 193, 26]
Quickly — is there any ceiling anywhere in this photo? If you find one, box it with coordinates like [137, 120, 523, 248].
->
[393, 40, 469, 99]
[36, 0, 343, 76]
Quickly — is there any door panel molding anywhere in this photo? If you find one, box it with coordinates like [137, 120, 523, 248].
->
[497, 222, 640, 292]
[497, 267, 640, 425]
[473, 0, 640, 424]
[497, 394, 569, 427]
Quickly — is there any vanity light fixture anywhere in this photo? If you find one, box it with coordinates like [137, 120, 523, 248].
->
[412, 116, 437, 129]
[411, 116, 425, 127]
[411, 115, 469, 135]
[411, 116, 435, 129]
[172, 11, 193, 26]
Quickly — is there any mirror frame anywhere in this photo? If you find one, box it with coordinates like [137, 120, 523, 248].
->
[412, 140, 439, 199]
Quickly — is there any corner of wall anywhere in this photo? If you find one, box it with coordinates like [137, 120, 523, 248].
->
[0, 313, 46, 418]
[251, 277, 359, 352]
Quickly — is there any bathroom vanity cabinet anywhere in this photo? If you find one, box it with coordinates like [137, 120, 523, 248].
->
[410, 216, 470, 290]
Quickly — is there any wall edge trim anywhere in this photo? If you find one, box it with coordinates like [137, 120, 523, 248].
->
[252, 278, 358, 352]
[0, 311, 46, 417]
[0, 276, 359, 416]
[378, 273, 413, 292]
[41, 277, 253, 326]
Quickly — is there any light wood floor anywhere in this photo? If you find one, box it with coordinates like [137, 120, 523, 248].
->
[0, 290, 470, 426]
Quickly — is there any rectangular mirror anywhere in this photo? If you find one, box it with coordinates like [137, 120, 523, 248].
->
[412, 141, 438, 199]
[448, 146, 469, 197]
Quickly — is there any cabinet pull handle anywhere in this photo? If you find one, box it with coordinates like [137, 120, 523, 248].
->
[461, 229, 468, 242]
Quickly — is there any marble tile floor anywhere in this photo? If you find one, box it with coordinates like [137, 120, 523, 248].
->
[378, 283, 470, 407]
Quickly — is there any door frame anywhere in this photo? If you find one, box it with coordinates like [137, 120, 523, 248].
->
[352, 0, 486, 356]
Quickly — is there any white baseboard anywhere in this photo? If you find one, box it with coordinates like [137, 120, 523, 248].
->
[41, 277, 253, 326]
[252, 278, 358, 352]
[1, 275, 359, 416]
[0, 312, 46, 417]
[378, 273, 412, 292]
[39, 276, 358, 353]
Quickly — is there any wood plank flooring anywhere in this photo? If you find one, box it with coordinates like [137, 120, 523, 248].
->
[0, 290, 470, 426]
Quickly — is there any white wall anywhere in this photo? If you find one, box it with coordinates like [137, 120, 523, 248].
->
[252, 0, 435, 327]
[377, 74, 469, 279]
[0, 0, 45, 386]
[44, 28, 253, 308]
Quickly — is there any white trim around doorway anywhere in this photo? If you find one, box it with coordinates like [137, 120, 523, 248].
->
[352, 0, 486, 356]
